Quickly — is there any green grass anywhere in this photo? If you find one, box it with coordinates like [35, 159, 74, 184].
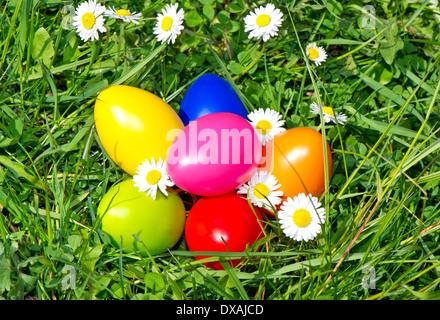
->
[1, 0, 440, 300]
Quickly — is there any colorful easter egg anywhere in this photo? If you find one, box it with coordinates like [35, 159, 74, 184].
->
[178, 74, 249, 126]
[184, 192, 264, 270]
[97, 179, 186, 256]
[166, 112, 263, 196]
[94, 85, 184, 176]
[271, 127, 332, 201]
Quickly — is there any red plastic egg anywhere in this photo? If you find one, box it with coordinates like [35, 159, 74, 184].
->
[184, 192, 264, 270]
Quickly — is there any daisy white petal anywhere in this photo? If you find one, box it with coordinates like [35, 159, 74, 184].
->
[278, 193, 326, 242]
[306, 42, 328, 66]
[310, 102, 347, 125]
[247, 108, 286, 146]
[153, 3, 185, 44]
[132, 157, 174, 200]
[244, 3, 283, 42]
[72, 0, 107, 42]
[105, 7, 142, 24]
[237, 171, 283, 209]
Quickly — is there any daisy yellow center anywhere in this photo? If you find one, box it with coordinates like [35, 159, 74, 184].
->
[146, 170, 162, 185]
[253, 183, 270, 199]
[292, 209, 312, 228]
[115, 9, 131, 16]
[161, 16, 173, 31]
[308, 48, 319, 60]
[323, 106, 335, 117]
[256, 14, 271, 27]
[81, 12, 96, 30]
[256, 120, 272, 135]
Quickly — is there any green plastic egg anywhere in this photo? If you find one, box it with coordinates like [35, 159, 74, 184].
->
[97, 179, 186, 255]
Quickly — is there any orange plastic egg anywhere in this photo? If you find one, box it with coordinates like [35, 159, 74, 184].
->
[270, 127, 332, 202]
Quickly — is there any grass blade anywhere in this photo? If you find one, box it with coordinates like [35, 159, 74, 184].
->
[220, 260, 250, 300]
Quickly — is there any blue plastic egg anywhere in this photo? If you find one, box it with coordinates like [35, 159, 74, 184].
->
[178, 74, 249, 126]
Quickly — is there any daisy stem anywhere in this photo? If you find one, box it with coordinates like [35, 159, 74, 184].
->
[233, 42, 266, 81]
[316, 123, 322, 132]
[86, 39, 100, 74]
[115, 21, 125, 67]
[101, 32, 111, 60]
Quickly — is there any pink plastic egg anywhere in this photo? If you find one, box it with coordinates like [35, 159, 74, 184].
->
[167, 112, 262, 196]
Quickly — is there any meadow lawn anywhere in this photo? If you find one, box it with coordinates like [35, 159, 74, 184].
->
[1, 0, 440, 300]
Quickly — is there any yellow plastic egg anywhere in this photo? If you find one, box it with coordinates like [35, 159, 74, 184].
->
[94, 85, 184, 176]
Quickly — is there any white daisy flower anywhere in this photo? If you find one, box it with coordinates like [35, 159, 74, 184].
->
[132, 158, 174, 200]
[278, 193, 326, 242]
[238, 171, 283, 209]
[72, 0, 107, 42]
[310, 102, 347, 125]
[105, 7, 142, 24]
[247, 108, 286, 146]
[244, 3, 284, 42]
[305, 42, 328, 66]
[153, 3, 185, 44]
